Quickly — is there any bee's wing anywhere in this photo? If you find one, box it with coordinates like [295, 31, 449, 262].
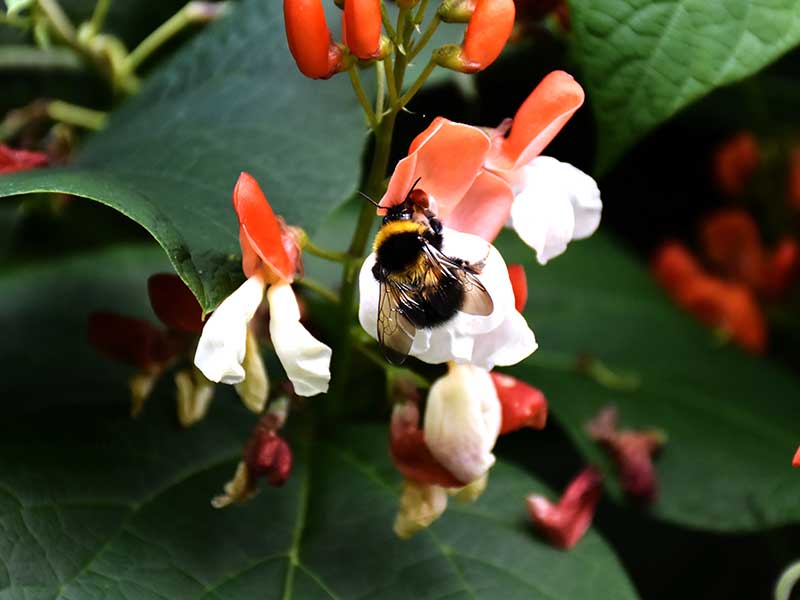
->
[377, 278, 417, 364]
[424, 244, 494, 317]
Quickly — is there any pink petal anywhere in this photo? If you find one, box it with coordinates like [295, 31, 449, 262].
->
[381, 118, 491, 219]
[506, 264, 528, 312]
[441, 169, 513, 240]
[499, 71, 584, 169]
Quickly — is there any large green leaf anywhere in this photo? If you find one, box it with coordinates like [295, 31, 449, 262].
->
[0, 246, 638, 600]
[496, 231, 800, 532]
[0, 0, 367, 313]
[569, 0, 800, 172]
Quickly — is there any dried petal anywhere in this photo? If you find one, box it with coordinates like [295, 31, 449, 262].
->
[147, 273, 204, 334]
[394, 480, 449, 539]
[88, 312, 179, 370]
[526, 467, 602, 549]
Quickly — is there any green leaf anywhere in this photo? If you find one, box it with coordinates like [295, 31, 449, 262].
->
[0, 0, 368, 313]
[0, 246, 638, 599]
[569, 0, 800, 172]
[496, 231, 800, 532]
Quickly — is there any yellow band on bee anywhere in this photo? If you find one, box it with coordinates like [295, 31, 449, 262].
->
[373, 220, 426, 252]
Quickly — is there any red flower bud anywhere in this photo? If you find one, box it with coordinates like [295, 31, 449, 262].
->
[526, 467, 602, 549]
[343, 0, 382, 59]
[390, 401, 465, 488]
[585, 406, 665, 503]
[147, 274, 204, 334]
[0, 144, 48, 174]
[490, 372, 547, 434]
[507, 264, 528, 312]
[283, 0, 344, 79]
[713, 132, 759, 197]
[436, 0, 514, 73]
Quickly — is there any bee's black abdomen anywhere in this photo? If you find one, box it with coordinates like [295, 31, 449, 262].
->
[405, 272, 464, 327]
[375, 231, 425, 273]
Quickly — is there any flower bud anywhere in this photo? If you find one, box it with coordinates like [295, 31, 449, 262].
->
[283, 0, 344, 79]
[394, 480, 448, 539]
[526, 467, 602, 549]
[585, 406, 666, 503]
[438, 0, 476, 22]
[343, 0, 382, 60]
[458, 0, 515, 72]
[490, 372, 547, 433]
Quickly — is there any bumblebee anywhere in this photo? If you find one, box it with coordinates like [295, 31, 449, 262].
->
[369, 179, 494, 364]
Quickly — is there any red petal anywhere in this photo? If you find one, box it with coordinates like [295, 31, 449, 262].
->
[442, 169, 514, 241]
[460, 0, 516, 73]
[233, 173, 295, 282]
[245, 428, 293, 487]
[491, 372, 547, 434]
[526, 467, 602, 549]
[500, 71, 584, 169]
[506, 264, 528, 313]
[713, 132, 759, 198]
[700, 209, 765, 290]
[390, 401, 465, 488]
[762, 238, 799, 299]
[651, 242, 703, 294]
[0, 144, 48, 174]
[283, 0, 343, 79]
[147, 274, 204, 334]
[87, 312, 178, 370]
[380, 118, 491, 220]
[793, 446, 800, 468]
[343, 0, 382, 59]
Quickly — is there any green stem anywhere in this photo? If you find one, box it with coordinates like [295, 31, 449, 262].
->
[383, 55, 398, 106]
[0, 45, 82, 70]
[0, 13, 31, 28]
[413, 0, 430, 24]
[37, 0, 77, 44]
[374, 59, 386, 121]
[396, 57, 436, 108]
[304, 240, 349, 263]
[88, 0, 111, 36]
[347, 66, 379, 130]
[295, 277, 339, 304]
[393, 7, 411, 91]
[775, 560, 800, 600]
[380, 3, 397, 42]
[47, 100, 107, 130]
[123, 1, 226, 74]
[407, 14, 440, 62]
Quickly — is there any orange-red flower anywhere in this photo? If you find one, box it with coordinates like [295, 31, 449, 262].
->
[526, 467, 603, 549]
[491, 372, 547, 433]
[793, 446, 800, 468]
[343, 0, 382, 60]
[585, 406, 665, 503]
[0, 144, 48, 174]
[713, 132, 759, 198]
[700, 209, 765, 291]
[652, 241, 767, 353]
[283, 0, 344, 79]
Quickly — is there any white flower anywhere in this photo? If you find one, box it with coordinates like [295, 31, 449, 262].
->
[423, 363, 501, 483]
[507, 156, 602, 265]
[194, 278, 331, 398]
[358, 228, 537, 370]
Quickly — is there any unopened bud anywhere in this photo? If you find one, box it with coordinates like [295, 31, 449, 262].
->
[437, 0, 476, 23]
[343, 0, 382, 60]
[283, 0, 345, 79]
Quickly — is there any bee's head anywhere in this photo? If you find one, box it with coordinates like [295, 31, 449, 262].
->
[382, 177, 430, 225]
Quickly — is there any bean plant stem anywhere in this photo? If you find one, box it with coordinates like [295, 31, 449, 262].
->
[295, 277, 339, 304]
[47, 100, 107, 130]
[407, 14, 439, 62]
[347, 66, 379, 130]
[88, 0, 111, 36]
[775, 561, 800, 600]
[303, 240, 349, 263]
[123, 2, 201, 73]
[396, 58, 436, 107]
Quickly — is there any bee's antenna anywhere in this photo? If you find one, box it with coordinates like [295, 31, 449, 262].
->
[358, 191, 380, 207]
[407, 177, 423, 197]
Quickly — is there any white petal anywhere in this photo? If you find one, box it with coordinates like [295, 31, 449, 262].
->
[470, 310, 538, 369]
[267, 282, 332, 396]
[510, 156, 602, 264]
[423, 364, 501, 483]
[358, 228, 534, 369]
[234, 329, 269, 413]
[194, 275, 265, 385]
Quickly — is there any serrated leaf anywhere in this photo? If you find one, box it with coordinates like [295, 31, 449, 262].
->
[0, 0, 367, 313]
[0, 245, 638, 600]
[569, 0, 800, 172]
[495, 231, 800, 531]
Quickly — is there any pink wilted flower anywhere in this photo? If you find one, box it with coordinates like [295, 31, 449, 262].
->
[0, 144, 48, 174]
[89, 273, 226, 426]
[194, 173, 331, 397]
[375, 70, 600, 263]
[526, 467, 603, 549]
[585, 405, 666, 503]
